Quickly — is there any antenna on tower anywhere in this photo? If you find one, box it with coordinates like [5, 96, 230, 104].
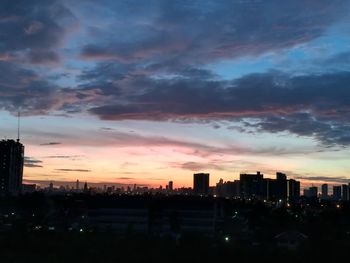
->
[17, 111, 20, 142]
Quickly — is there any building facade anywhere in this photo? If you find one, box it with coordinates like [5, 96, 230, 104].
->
[239, 172, 265, 199]
[0, 139, 24, 194]
[321, 184, 328, 200]
[333, 186, 342, 201]
[193, 173, 209, 195]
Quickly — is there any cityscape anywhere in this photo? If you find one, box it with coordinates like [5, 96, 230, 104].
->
[2, 138, 350, 262]
[3, 138, 350, 202]
[2, 0, 350, 262]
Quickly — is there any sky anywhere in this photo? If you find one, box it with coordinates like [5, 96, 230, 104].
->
[1, 0, 350, 188]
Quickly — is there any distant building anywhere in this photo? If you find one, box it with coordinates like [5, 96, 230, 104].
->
[276, 172, 287, 181]
[84, 182, 88, 193]
[193, 173, 209, 195]
[287, 179, 300, 200]
[168, 181, 173, 191]
[216, 178, 224, 196]
[342, 184, 349, 201]
[240, 171, 265, 199]
[215, 179, 240, 198]
[238, 171, 299, 201]
[22, 183, 36, 193]
[333, 186, 342, 201]
[275, 172, 287, 200]
[304, 187, 317, 198]
[0, 139, 24, 194]
[225, 180, 240, 198]
[321, 184, 328, 200]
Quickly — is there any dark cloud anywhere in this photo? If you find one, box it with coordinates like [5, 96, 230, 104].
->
[0, 1, 83, 116]
[54, 169, 91, 172]
[245, 113, 350, 146]
[24, 157, 43, 168]
[28, 50, 60, 64]
[45, 155, 83, 159]
[84, 70, 350, 146]
[80, 0, 349, 65]
[0, 61, 99, 114]
[1, 0, 350, 151]
[86, 71, 350, 119]
[0, 0, 76, 63]
[0, 62, 72, 114]
[40, 142, 62, 146]
[100, 127, 115, 131]
[171, 161, 225, 171]
[295, 176, 350, 184]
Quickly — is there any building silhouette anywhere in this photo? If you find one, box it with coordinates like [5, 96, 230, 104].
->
[342, 184, 349, 201]
[239, 171, 265, 199]
[84, 182, 88, 193]
[321, 184, 328, 200]
[215, 179, 240, 198]
[168, 181, 173, 191]
[193, 173, 209, 195]
[0, 139, 24, 195]
[238, 172, 299, 200]
[303, 186, 318, 198]
[287, 179, 300, 200]
[274, 172, 288, 200]
[333, 186, 342, 201]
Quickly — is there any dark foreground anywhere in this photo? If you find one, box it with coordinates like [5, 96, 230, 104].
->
[1, 232, 350, 263]
[1, 193, 350, 262]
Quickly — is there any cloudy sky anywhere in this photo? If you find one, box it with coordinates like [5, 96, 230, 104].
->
[1, 0, 350, 188]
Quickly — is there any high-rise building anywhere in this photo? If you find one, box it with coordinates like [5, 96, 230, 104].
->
[304, 187, 318, 198]
[216, 178, 224, 197]
[216, 180, 240, 198]
[275, 172, 287, 199]
[276, 172, 287, 181]
[309, 186, 318, 198]
[321, 184, 328, 200]
[333, 186, 342, 201]
[0, 139, 24, 194]
[287, 179, 300, 200]
[342, 184, 349, 201]
[168, 181, 173, 191]
[240, 172, 265, 199]
[193, 173, 209, 195]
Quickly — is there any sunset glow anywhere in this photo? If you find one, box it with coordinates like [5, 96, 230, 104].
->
[1, 0, 350, 188]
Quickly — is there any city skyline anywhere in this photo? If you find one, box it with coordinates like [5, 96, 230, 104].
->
[2, 1, 350, 188]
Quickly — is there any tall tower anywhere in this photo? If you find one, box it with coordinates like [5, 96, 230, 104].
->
[321, 184, 328, 200]
[193, 173, 209, 195]
[0, 139, 24, 194]
[168, 181, 173, 191]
